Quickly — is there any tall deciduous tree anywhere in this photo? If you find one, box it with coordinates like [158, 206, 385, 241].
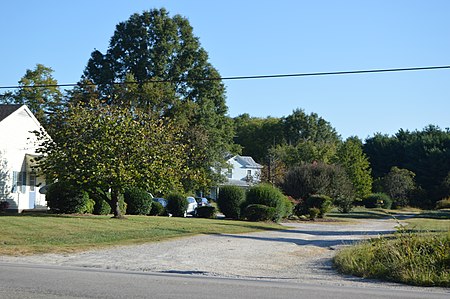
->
[34, 101, 188, 218]
[282, 109, 340, 145]
[0, 64, 63, 131]
[233, 114, 283, 162]
[76, 8, 234, 191]
[335, 137, 372, 198]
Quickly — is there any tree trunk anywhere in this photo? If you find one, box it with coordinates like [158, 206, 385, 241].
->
[111, 188, 124, 219]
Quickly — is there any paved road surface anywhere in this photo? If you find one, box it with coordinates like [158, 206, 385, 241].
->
[1, 263, 448, 299]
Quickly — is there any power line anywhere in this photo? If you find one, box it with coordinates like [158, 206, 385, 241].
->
[1, 65, 449, 90]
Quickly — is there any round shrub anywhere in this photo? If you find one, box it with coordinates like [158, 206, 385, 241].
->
[295, 194, 332, 218]
[217, 185, 245, 219]
[166, 192, 188, 217]
[309, 207, 320, 220]
[363, 193, 392, 209]
[196, 206, 216, 218]
[46, 182, 92, 214]
[124, 187, 152, 215]
[149, 201, 164, 216]
[334, 196, 354, 213]
[245, 204, 276, 222]
[281, 196, 294, 218]
[435, 197, 450, 209]
[245, 184, 288, 222]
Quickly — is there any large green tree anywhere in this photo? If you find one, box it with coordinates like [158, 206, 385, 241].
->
[75, 8, 234, 191]
[282, 108, 340, 145]
[233, 114, 283, 162]
[335, 137, 372, 198]
[0, 64, 63, 131]
[35, 101, 188, 218]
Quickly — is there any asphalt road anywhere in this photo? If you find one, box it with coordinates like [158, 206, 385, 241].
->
[1, 263, 448, 299]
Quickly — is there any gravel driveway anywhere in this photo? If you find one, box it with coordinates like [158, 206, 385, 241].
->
[1, 217, 447, 292]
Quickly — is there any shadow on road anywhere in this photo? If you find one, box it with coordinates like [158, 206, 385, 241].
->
[215, 233, 366, 248]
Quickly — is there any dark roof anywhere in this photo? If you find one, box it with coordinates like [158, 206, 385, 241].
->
[0, 104, 22, 122]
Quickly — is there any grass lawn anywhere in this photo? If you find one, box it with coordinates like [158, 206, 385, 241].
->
[0, 213, 282, 256]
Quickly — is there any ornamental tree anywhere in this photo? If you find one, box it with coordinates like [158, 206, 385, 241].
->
[34, 101, 188, 218]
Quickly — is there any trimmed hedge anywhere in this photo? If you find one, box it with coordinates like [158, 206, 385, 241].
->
[166, 192, 188, 217]
[435, 197, 450, 209]
[363, 193, 392, 209]
[245, 204, 276, 221]
[295, 194, 332, 218]
[196, 206, 216, 218]
[124, 187, 152, 215]
[46, 182, 93, 214]
[217, 185, 245, 219]
[149, 201, 164, 216]
[244, 184, 289, 222]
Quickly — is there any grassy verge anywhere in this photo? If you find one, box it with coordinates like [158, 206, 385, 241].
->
[0, 214, 282, 255]
[334, 210, 450, 287]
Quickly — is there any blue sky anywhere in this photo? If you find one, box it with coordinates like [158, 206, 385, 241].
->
[1, 0, 449, 139]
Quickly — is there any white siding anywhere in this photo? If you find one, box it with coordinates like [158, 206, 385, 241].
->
[0, 106, 47, 211]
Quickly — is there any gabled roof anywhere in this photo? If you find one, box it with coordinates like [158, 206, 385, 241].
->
[0, 104, 22, 122]
[227, 155, 263, 169]
[237, 156, 262, 168]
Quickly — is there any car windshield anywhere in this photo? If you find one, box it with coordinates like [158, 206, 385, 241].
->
[187, 197, 195, 203]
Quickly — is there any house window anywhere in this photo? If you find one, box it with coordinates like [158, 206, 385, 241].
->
[12, 171, 26, 193]
[227, 168, 232, 178]
[247, 170, 252, 176]
[29, 173, 36, 191]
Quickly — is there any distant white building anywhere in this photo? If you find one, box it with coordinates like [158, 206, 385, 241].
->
[210, 155, 263, 199]
[0, 105, 48, 212]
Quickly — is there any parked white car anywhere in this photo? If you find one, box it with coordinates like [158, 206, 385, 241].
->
[185, 197, 198, 217]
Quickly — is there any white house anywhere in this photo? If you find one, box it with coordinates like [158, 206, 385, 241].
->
[0, 105, 47, 212]
[210, 155, 263, 199]
[222, 155, 263, 186]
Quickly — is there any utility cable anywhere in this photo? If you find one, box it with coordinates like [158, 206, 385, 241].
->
[1, 65, 449, 90]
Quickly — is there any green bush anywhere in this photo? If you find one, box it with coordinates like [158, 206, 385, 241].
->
[245, 204, 276, 222]
[196, 206, 216, 218]
[295, 194, 332, 218]
[217, 185, 245, 219]
[124, 187, 152, 215]
[363, 193, 392, 209]
[149, 201, 164, 216]
[436, 197, 450, 210]
[46, 182, 92, 214]
[281, 196, 294, 218]
[334, 196, 355, 213]
[244, 184, 288, 222]
[93, 199, 112, 215]
[166, 192, 188, 217]
[309, 207, 320, 220]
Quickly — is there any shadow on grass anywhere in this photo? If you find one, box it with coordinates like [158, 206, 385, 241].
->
[413, 210, 450, 219]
